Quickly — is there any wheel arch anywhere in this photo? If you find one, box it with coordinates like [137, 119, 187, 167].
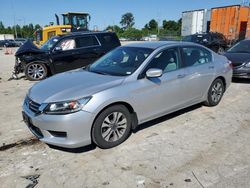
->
[214, 76, 226, 91]
[90, 101, 138, 142]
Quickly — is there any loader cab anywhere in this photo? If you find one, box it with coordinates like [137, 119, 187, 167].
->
[62, 12, 90, 31]
[34, 12, 90, 46]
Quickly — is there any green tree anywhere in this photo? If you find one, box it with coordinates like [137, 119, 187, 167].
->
[120, 12, 135, 29]
[0, 21, 5, 34]
[121, 27, 142, 40]
[106, 25, 122, 33]
[148, 19, 158, 30]
[34, 24, 41, 30]
[162, 20, 178, 31]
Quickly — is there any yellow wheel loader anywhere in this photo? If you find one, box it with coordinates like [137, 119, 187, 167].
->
[34, 12, 91, 46]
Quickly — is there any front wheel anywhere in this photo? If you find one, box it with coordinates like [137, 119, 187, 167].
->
[25, 62, 48, 81]
[204, 78, 225, 106]
[92, 105, 132, 149]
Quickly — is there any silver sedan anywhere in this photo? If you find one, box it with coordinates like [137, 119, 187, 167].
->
[22, 42, 232, 149]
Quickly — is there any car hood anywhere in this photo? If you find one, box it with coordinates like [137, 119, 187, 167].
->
[224, 52, 250, 66]
[28, 70, 125, 104]
[15, 39, 46, 56]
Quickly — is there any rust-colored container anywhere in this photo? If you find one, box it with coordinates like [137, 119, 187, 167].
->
[210, 5, 250, 42]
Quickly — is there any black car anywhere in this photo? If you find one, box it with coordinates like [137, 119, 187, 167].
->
[14, 38, 27, 47]
[183, 32, 228, 53]
[0, 39, 18, 47]
[223, 39, 250, 79]
[14, 32, 121, 81]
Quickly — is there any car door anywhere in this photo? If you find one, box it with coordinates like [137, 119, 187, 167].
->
[74, 35, 103, 67]
[180, 46, 215, 103]
[51, 37, 80, 73]
[132, 47, 188, 122]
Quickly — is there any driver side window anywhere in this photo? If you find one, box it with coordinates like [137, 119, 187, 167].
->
[146, 48, 180, 73]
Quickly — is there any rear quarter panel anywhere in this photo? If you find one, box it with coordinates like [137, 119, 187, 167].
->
[213, 53, 232, 90]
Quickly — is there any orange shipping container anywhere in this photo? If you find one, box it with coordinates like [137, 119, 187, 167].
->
[210, 5, 250, 42]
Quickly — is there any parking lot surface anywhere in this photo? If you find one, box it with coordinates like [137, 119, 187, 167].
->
[0, 47, 250, 188]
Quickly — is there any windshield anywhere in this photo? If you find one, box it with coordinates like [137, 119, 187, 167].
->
[40, 36, 60, 50]
[183, 34, 209, 43]
[88, 47, 153, 76]
[227, 40, 250, 53]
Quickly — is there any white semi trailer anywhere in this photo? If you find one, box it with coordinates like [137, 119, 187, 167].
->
[181, 9, 211, 36]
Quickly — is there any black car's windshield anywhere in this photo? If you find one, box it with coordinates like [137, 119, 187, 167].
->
[40, 36, 60, 50]
[183, 34, 209, 44]
[227, 40, 250, 53]
[88, 47, 153, 76]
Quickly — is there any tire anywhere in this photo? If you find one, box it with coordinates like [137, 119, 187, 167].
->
[25, 62, 48, 81]
[92, 105, 132, 149]
[204, 78, 225, 107]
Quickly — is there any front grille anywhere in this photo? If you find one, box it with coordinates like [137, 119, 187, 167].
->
[26, 97, 41, 114]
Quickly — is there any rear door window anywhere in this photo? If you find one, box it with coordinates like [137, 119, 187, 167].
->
[181, 47, 212, 67]
[75, 36, 100, 48]
[98, 34, 120, 48]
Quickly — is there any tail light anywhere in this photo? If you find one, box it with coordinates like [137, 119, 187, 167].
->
[228, 60, 233, 68]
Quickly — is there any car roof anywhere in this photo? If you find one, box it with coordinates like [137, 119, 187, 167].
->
[62, 31, 115, 38]
[187, 32, 223, 36]
[123, 41, 200, 49]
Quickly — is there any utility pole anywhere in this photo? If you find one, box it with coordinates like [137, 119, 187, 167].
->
[11, 0, 17, 38]
[157, 19, 160, 36]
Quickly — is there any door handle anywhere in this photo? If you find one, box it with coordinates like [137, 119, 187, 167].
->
[209, 66, 214, 69]
[177, 74, 186, 78]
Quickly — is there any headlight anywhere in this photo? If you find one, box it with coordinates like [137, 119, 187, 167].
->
[245, 62, 250, 68]
[44, 97, 91, 115]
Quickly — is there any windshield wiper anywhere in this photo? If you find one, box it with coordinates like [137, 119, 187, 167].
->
[90, 70, 110, 75]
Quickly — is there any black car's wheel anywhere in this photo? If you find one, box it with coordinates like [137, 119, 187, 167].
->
[25, 62, 48, 81]
[92, 105, 132, 149]
[205, 78, 225, 106]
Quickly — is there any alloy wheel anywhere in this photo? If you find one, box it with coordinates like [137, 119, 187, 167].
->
[101, 112, 127, 142]
[27, 64, 46, 80]
[211, 82, 223, 103]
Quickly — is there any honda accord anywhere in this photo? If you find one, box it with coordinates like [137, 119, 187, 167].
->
[22, 41, 232, 149]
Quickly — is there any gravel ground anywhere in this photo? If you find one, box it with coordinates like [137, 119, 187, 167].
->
[0, 47, 250, 188]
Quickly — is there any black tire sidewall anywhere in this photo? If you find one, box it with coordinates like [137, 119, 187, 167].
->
[207, 79, 225, 106]
[25, 62, 48, 81]
[92, 105, 132, 149]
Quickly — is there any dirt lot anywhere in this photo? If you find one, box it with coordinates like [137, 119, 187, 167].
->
[0, 47, 250, 188]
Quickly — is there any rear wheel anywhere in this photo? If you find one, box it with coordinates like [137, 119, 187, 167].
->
[205, 78, 225, 106]
[92, 105, 132, 149]
[25, 62, 48, 81]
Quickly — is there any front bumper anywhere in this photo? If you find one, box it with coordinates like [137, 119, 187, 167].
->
[22, 102, 95, 148]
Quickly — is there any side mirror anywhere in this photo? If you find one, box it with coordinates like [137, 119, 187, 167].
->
[146, 68, 163, 78]
[53, 46, 62, 52]
[202, 38, 208, 43]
